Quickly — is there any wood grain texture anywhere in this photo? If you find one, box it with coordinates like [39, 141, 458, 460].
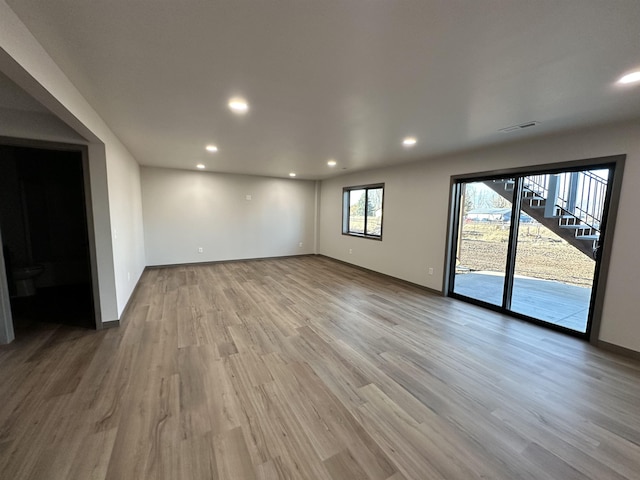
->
[1, 255, 640, 479]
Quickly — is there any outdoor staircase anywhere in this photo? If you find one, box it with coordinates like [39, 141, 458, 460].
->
[483, 172, 607, 259]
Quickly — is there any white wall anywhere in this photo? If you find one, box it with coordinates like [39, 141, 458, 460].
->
[0, 0, 146, 321]
[104, 143, 146, 315]
[142, 167, 316, 266]
[319, 121, 640, 353]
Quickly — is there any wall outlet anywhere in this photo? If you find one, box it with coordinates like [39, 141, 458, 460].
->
[349, 248, 353, 254]
[198, 247, 204, 253]
[428, 267, 434, 275]
[246, 194, 252, 201]
[299, 242, 303, 247]
[127, 272, 131, 281]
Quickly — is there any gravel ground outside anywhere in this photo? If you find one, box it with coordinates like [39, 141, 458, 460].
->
[456, 222, 596, 288]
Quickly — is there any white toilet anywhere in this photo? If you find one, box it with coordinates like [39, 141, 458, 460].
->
[13, 265, 44, 297]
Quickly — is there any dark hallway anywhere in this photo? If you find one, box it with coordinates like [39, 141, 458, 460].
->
[0, 144, 95, 333]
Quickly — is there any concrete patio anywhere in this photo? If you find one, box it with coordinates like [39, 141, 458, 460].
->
[453, 271, 592, 332]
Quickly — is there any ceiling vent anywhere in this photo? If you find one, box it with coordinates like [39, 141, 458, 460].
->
[499, 121, 540, 133]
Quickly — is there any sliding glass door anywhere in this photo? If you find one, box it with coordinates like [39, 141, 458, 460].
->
[451, 178, 515, 306]
[449, 162, 617, 337]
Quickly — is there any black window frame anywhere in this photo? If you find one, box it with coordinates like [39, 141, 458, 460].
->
[444, 155, 626, 343]
[342, 183, 384, 240]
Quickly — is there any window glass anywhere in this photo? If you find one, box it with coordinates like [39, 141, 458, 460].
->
[348, 189, 365, 234]
[343, 184, 384, 239]
[365, 188, 383, 236]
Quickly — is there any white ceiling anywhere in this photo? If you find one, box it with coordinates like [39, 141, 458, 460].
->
[6, 1, 640, 179]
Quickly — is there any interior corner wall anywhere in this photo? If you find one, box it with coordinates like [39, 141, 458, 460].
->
[319, 121, 640, 353]
[0, 0, 146, 321]
[141, 167, 316, 266]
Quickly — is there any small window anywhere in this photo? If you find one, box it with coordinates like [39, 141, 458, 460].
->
[342, 183, 384, 239]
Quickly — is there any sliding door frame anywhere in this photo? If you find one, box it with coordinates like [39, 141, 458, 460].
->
[443, 154, 625, 343]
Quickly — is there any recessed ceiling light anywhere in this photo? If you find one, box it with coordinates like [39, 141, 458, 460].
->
[196, 164, 205, 169]
[228, 97, 249, 114]
[205, 145, 218, 152]
[618, 71, 640, 84]
[402, 137, 417, 147]
[289, 172, 296, 177]
[327, 159, 337, 167]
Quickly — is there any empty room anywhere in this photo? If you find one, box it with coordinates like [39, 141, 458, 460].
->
[1, 1, 640, 479]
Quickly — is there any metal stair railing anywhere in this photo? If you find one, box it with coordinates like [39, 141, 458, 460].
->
[523, 171, 607, 231]
[563, 170, 607, 230]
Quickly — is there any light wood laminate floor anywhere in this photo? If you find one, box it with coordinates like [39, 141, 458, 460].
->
[1, 255, 640, 480]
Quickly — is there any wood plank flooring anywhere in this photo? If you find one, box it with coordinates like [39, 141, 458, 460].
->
[1, 255, 640, 479]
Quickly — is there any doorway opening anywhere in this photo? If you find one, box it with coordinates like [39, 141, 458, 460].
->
[0, 144, 96, 335]
[446, 155, 624, 340]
